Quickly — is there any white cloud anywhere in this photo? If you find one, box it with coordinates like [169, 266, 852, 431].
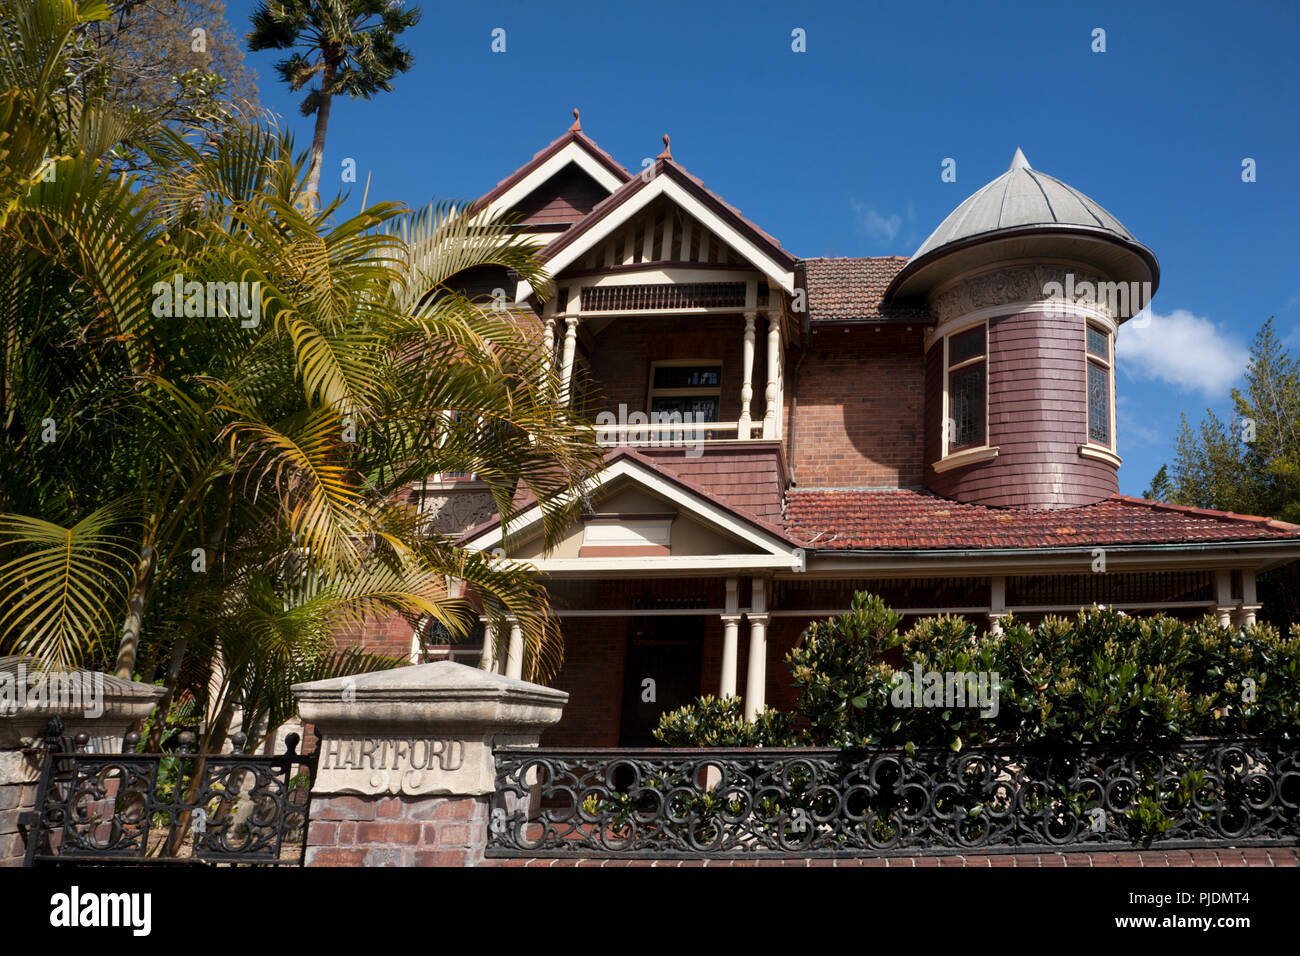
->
[1116, 308, 1248, 397]
[850, 199, 901, 242]
[1115, 395, 1162, 446]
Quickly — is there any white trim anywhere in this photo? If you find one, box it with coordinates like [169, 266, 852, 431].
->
[530, 554, 804, 573]
[931, 445, 999, 473]
[582, 518, 672, 548]
[481, 140, 625, 221]
[940, 322, 989, 459]
[1079, 444, 1122, 467]
[522, 175, 796, 299]
[1084, 320, 1117, 453]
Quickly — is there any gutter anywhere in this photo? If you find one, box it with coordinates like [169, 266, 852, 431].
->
[812, 540, 1300, 559]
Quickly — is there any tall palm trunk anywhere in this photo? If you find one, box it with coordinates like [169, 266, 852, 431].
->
[113, 540, 154, 679]
[303, 58, 337, 209]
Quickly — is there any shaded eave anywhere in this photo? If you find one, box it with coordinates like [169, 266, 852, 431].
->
[884, 224, 1161, 317]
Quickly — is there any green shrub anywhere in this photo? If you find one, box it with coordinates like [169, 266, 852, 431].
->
[658, 594, 1300, 749]
[653, 694, 801, 747]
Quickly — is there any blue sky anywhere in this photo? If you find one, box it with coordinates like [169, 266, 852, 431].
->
[228, 0, 1300, 497]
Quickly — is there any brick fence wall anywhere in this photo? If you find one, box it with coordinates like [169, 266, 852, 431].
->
[306, 794, 490, 868]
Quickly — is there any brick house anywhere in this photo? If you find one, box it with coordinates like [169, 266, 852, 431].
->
[384, 115, 1300, 747]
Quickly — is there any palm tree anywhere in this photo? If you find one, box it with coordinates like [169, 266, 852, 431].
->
[246, 0, 421, 209]
[0, 0, 602, 752]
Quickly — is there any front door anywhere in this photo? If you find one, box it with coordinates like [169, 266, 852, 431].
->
[618, 616, 704, 746]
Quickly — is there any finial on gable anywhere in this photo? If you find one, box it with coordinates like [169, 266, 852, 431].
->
[658, 133, 672, 160]
[569, 108, 581, 132]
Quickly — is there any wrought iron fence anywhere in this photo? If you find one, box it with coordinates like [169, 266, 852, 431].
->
[488, 739, 1300, 858]
[22, 717, 317, 866]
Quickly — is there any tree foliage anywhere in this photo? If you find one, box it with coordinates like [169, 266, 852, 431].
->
[63, 0, 258, 171]
[247, 0, 421, 206]
[1148, 318, 1300, 627]
[0, 0, 601, 753]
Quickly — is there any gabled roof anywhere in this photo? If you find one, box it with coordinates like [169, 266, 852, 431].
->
[784, 489, 1300, 551]
[470, 118, 631, 222]
[799, 257, 932, 323]
[529, 155, 801, 294]
[461, 446, 803, 557]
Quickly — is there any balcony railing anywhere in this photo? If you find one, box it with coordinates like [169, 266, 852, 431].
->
[588, 420, 749, 446]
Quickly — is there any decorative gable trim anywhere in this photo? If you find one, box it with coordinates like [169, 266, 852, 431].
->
[475, 136, 629, 223]
[521, 164, 798, 299]
[462, 456, 805, 572]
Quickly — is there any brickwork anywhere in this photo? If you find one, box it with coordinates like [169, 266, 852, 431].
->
[332, 609, 413, 661]
[305, 793, 490, 867]
[584, 314, 772, 432]
[0, 755, 39, 867]
[486, 847, 1300, 867]
[791, 324, 926, 489]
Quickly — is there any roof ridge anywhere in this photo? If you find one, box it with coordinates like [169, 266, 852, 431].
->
[1110, 494, 1300, 531]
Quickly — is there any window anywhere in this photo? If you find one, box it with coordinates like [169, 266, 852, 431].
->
[434, 410, 476, 481]
[944, 325, 987, 453]
[648, 362, 721, 422]
[1085, 324, 1114, 448]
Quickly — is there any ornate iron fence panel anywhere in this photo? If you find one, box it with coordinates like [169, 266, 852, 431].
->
[487, 739, 1300, 858]
[22, 717, 317, 866]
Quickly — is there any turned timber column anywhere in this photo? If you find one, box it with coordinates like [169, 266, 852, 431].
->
[719, 616, 741, 699]
[988, 576, 1007, 635]
[559, 306, 580, 405]
[478, 619, 499, 674]
[744, 579, 768, 721]
[738, 315, 756, 439]
[541, 315, 556, 380]
[1235, 570, 1261, 628]
[505, 620, 524, 681]
[762, 313, 781, 439]
[1214, 569, 1236, 628]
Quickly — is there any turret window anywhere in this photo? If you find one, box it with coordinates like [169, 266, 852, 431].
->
[1085, 324, 1114, 448]
[944, 324, 988, 453]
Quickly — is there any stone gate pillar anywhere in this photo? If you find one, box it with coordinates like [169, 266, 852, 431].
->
[0, 656, 163, 867]
[292, 660, 566, 867]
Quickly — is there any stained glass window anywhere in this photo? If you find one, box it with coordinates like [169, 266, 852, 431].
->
[1088, 360, 1110, 445]
[945, 324, 987, 452]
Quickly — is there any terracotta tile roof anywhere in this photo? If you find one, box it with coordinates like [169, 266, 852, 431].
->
[783, 489, 1300, 550]
[799, 257, 932, 322]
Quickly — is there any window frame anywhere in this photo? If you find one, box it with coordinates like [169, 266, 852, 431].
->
[1082, 321, 1117, 454]
[646, 359, 723, 424]
[941, 321, 991, 458]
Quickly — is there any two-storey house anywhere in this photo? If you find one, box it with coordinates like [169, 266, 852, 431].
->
[380, 113, 1300, 747]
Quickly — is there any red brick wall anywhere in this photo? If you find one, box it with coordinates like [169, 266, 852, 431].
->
[333, 610, 413, 661]
[583, 314, 770, 428]
[543, 618, 627, 746]
[791, 324, 926, 489]
[305, 793, 489, 867]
